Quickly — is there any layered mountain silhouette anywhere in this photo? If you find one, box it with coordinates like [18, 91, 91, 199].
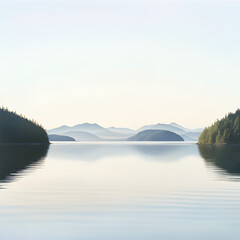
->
[60, 131, 100, 141]
[107, 127, 136, 135]
[48, 122, 202, 142]
[169, 122, 203, 133]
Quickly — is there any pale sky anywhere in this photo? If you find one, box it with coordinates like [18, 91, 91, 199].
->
[1, 0, 240, 130]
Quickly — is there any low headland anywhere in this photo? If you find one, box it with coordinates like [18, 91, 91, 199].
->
[48, 134, 75, 141]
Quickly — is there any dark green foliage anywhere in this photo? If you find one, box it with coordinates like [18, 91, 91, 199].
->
[128, 130, 184, 141]
[0, 107, 49, 143]
[198, 109, 240, 144]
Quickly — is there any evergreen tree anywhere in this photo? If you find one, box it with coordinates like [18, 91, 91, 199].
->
[216, 130, 222, 144]
[198, 109, 240, 144]
[0, 107, 49, 143]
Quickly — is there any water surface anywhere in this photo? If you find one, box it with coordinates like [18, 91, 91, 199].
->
[0, 142, 240, 240]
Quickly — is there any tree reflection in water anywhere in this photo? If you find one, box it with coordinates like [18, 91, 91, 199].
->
[0, 144, 49, 184]
[198, 144, 240, 177]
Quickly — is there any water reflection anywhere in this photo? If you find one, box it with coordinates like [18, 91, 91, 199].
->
[1, 143, 240, 239]
[49, 142, 198, 161]
[198, 144, 240, 178]
[131, 143, 197, 160]
[0, 144, 49, 184]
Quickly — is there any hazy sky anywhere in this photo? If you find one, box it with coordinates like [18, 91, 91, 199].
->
[1, 0, 240, 130]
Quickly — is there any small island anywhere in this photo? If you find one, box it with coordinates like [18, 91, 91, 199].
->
[49, 134, 76, 141]
[198, 109, 240, 144]
[0, 107, 49, 144]
[128, 130, 184, 141]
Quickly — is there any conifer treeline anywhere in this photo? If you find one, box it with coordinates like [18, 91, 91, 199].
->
[198, 110, 240, 144]
[0, 107, 49, 143]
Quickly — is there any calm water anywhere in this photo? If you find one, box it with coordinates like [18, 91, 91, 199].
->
[0, 142, 240, 239]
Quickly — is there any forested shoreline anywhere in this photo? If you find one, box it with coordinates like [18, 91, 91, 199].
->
[198, 110, 240, 144]
[0, 107, 49, 144]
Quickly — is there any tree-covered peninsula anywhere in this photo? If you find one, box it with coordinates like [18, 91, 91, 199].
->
[0, 107, 49, 143]
[198, 109, 240, 144]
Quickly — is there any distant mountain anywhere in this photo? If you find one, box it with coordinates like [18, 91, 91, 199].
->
[170, 122, 203, 133]
[71, 123, 105, 134]
[180, 134, 196, 141]
[95, 129, 132, 140]
[48, 122, 202, 142]
[48, 123, 134, 141]
[62, 131, 100, 141]
[138, 123, 202, 141]
[49, 134, 75, 141]
[107, 127, 136, 135]
[68, 124, 134, 139]
[184, 131, 202, 139]
[128, 130, 184, 141]
[138, 123, 186, 135]
[47, 125, 71, 135]
[48, 123, 105, 135]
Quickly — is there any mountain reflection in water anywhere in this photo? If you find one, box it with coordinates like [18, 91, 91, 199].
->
[0, 144, 49, 184]
[0, 142, 240, 240]
[49, 142, 197, 162]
